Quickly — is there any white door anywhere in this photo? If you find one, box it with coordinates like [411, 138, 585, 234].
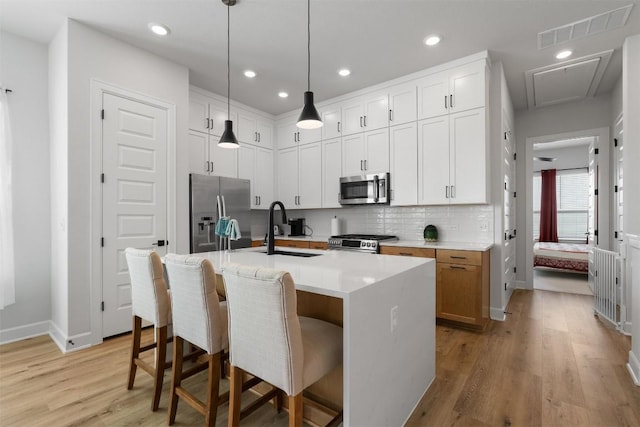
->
[614, 115, 624, 253]
[389, 83, 417, 126]
[587, 142, 598, 246]
[342, 133, 365, 177]
[363, 128, 390, 174]
[102, 93, 168, 338]
[418, 116, 449, 205]
[363, 93, 389, 131]
[322, 138, 342, 208]
[417, 70, 449, 120]
[449, 62, 486, 114]
[450, 108, 486, 203]
[277, 147, 298, 207]
[209, 138, 238, 178]
[255, 147, 274, 208]
[188, 130, 209, 175]
[390, 122, 418, 206]
[321, 104, 342, 140]
[503, 123, 516, 293]
[238, 144, 257, 207]
[298, 142, 322, 209]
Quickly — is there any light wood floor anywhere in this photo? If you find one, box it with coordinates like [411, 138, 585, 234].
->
[1, 289, 638, 426]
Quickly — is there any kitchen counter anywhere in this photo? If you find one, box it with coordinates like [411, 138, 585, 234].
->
[381, 239, 494, 251]
[252, 234, 330, 242]
[192, 247, 435, 426]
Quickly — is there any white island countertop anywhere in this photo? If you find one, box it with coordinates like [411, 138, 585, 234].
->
[195, 246, 431, 299]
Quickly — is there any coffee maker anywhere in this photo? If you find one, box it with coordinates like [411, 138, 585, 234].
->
[288, 218, 306, 236]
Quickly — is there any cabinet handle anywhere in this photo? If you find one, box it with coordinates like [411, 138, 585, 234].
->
[258, 132, 261, 142]
[337, 121, 341, 133]
[389, 109, 393, 121]
[450, 94, 453, 108]
[444, 96, 448, 109]
[451, 255, 467, 259]
[451, 185, 456, 198]
[364, 159, 367, 170]
[259, 196, 261, 205]
[363, 115, 367, 127]
[360, 116, 363, 128]
[450, 266, 467, 270]
[254, 131, 257, 142]
[445, 186, 449, 198]
[205, 118, 210, 129]
[360, 160, 363, 171]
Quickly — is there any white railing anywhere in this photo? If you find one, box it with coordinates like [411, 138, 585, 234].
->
[591, 247, 621, 328]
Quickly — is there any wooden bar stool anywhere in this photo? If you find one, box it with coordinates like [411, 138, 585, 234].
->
[124, 248, 173, 412]
[222, 263, 344, 427]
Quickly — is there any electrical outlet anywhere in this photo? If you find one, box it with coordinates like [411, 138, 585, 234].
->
[390, 305, 398, 333]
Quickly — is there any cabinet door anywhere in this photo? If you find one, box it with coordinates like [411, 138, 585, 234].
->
[209, 139, 238, 178]
[255, 147, 274, 209]
[277, 121, 298, 149]
[238, 111, 257, 143]
[277, 147, 298, 207]
[417, 70, 449, 120]
[321, 104, 342, 140]
[341, 100, 364, 136]
[189, 96, 210, 133]
[322, 138, 342, 208]
[363, 128, 389, 175]
[450, 62, 485, 113]
[418, 117, 449, 204]
[188, 131, 210, 174]
[209, 101, 235, 137]
[238, 144, 257, 207]
[298, 142, 322, 209]
[389, 83, 417, 125]
[299, 125, 322, 145]
[436, 263, 481, 324]
[342, 133, 365, 177]
[256, 119, 273, 149]
[390, 122, 417, 206]
[363, 93, 389, 131]
[450, 108, 487, 204]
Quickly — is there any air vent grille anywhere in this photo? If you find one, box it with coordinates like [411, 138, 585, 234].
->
[538, 4, 633, 49]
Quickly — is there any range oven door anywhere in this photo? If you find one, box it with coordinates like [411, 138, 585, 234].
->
[339, 173, 390, 205]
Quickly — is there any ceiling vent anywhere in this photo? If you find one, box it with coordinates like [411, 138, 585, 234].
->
[538, 4, 633, 49]
[525, 50, 613, 109]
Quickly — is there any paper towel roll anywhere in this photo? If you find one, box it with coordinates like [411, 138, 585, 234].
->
[331, 216, 341, 236]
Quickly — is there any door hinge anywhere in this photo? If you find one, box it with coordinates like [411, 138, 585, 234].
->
[101, 301, 105, 312]
[513, 153, 517, 161]
[594, 189, 598, 196]
[101, 173, 105, 183]
[513, 267, 517, 273]
[504, 282, 507, 291]
[614, 138, 618, 147]
[616, 277, 619, 285]
[504, 132, 507, 140]
[513, 191, 516, 198]
[595, 148, 599, 155]
[614, 185, 618, 193]
[615, 231, 618, 239]
[594, 229, 598, 237]
[504, 182, 507, 190]
[101, 237, 104, 247]
[101, 109, 105, 120]
[513, 229, 517, 236]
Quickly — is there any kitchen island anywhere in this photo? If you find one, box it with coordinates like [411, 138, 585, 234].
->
[195, 247, 435, 427]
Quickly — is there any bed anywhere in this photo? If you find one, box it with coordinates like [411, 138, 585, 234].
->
[533, 242, 590, 273]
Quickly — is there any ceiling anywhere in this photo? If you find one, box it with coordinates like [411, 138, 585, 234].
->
[1, 0, 639, 116]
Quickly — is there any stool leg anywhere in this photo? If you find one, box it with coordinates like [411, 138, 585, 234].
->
[205, 352, 221, 427]
[228, 365, 244, 427]
[168, 336, 184, 425]
[127, 316, 142, 390]
[288, 393, 303, 427]
[151, 325, 168, 411]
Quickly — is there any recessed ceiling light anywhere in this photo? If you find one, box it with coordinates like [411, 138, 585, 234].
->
[148, 23, 170, 36]
[278, 92, 289, 98]
[338, 69, 351, 77]
[244, 70, 257, 78]
[556, 49, 573, 59]
[424, 35, 441, 46]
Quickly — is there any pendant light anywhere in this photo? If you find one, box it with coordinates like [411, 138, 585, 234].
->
[296, 0, 323, 129]
[219, 0, 239, 148]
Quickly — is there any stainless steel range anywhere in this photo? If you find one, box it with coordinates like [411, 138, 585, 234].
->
[328, 234, 398, 253]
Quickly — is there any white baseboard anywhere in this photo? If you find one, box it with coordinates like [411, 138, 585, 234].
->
[49, 321, 92, 353]
[0, 320, 50, 345]
[622, 321, 633, 336]
[515, 280, 531, 290]
[628, 351, 640, 386]
[490, 307, 506, 321]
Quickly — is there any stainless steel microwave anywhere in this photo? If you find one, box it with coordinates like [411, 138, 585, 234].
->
[339, 173, 390, 205]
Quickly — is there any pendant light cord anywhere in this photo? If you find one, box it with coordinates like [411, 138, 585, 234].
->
[227, 2, 231, 119]
[307, 0, 310, 91]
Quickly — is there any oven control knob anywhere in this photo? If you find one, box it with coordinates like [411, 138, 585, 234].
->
[372, 242, 377, 248]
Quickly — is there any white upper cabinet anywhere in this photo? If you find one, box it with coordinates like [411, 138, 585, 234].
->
[322, 138, 342, 208]
[189, 95, 210, 133]
[209, 102, 234, 137]
[390, 122, 418, 206]
[342, 133, 365, 177]
[240, 144, 274, 209]
[341, 92, 389, 136]
[298, 142, 322, 209]
[388, 83, 417, 126]
[189, 93, 237, 137]
[238, 110, 273, 148]
[188, 130, 238, 178]
[277, 120, 298, 149]
[417, 61, 486, 120]
[277, 147, 298, 208]
[299, 125, 322, 145]
[418, 117, 450, 205]
[342, 129, 389, 177]
[321, 104, 342, 140]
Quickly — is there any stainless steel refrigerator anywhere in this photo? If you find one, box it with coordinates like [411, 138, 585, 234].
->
[189, 173, 252, 253]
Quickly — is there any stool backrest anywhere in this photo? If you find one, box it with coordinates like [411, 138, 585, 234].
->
[222, 263, 303, 396]
[124, 248, 171, 327]
[164, 254, 226, 354]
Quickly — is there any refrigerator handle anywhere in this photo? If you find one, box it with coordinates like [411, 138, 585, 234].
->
[221, 195, 227, 217]
[221, 195, 228, 251]
[216, 195, 223, 250]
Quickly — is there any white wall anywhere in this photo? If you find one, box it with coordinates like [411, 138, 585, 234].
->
[514, 96, 612, 286]
[623, 34, 640, 385]
[0, 32, 52, 340]
[48, 20, 189, 348]
[532, 145, 589, 172]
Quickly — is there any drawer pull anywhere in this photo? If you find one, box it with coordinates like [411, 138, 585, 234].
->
[399, 252, 413, 256]
[450, 266, 467, 270]
[450, 256, 467, 259]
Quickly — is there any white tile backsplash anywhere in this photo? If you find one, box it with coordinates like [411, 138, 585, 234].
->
[252, 204, 495, 243]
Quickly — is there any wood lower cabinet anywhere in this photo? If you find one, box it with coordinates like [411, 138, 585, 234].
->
[379, 246, 435, 258]
[251, 239, 327, 250]
[436, 249, 489, 330]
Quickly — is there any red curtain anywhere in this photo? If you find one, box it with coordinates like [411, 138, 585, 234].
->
[539, 169, 558, 242]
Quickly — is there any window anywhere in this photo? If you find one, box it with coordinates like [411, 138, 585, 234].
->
[533, 169, 589, 241]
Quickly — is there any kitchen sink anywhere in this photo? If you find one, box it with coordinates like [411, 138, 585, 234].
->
[260, 250, 322, 258]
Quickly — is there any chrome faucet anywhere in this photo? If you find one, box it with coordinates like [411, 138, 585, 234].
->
[267, 201, 287, 255]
